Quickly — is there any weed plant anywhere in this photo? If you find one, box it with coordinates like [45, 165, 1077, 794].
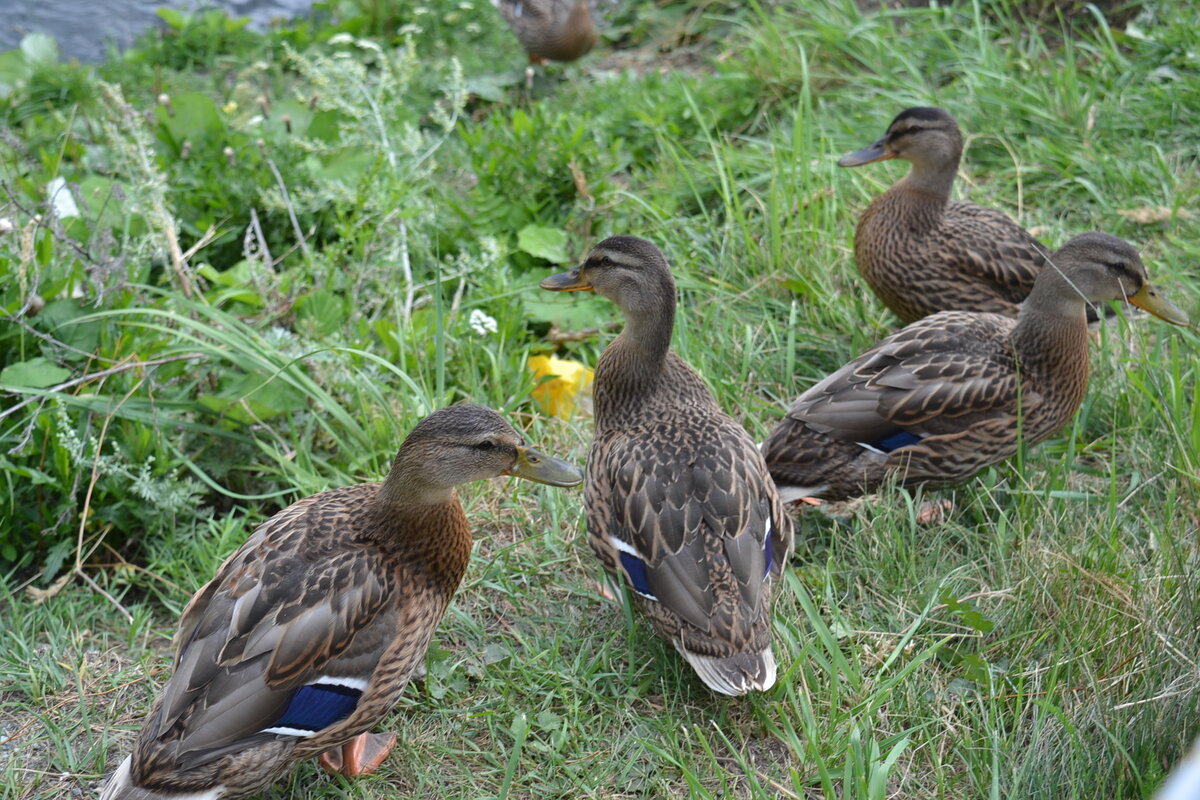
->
[0, 0, 1197, 798]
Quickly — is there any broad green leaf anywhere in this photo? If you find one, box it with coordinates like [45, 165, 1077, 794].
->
[465, 74, 516, 103]
[523, 293, 609, 330]
[155, 92, 225, 150]
[75, 176, 128, 232]
[534, 711, 561, 732]
[516, 224, 569, 264]
[198, 372, 308, 423]
[260, 99, 315, 142]
[0, 357, 71, 388]
[306, 110, 342, 144]
[310, 146, 373, 184]
[202, 260, 255, 288]
[295, 289, 348, 338]
[961, 609, 995, 633]
[36, 299, 101, 355]
[0, 459, 58, 486]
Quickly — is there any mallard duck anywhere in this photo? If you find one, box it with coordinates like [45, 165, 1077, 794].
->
[763, 232, 1188, 502]
[101, 405, 582, 800]
[541, 236, 795, 696]
[492, 0, 597, 64]
[840, 106, 1055, 323]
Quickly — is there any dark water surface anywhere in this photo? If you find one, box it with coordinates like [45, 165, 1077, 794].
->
[1, 0, 313, 62]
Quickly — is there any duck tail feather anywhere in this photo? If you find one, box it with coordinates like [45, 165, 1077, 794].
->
[678, 646, 779, 696]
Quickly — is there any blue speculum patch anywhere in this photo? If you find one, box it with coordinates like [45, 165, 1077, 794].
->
[874, 430, 923, 452]
[619, 550, 656, 599]
[270, 683, 362, 733]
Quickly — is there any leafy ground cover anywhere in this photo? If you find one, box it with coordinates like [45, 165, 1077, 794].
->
[1, 0, 1197, 797]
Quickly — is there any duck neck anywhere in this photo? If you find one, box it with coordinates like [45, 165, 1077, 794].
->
[377, 461, 457, 507]
[874, 158, 958, 238]
[594, 294, 675, 423]
[371, 469, 473, 590]
[897, 156, 957, 202]
[1010, 272, 1091, 406]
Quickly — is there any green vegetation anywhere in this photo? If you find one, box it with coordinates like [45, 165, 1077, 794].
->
[1, 0, 1197, 798]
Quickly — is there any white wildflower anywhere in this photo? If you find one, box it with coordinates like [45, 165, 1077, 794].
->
[46, 177, 80, 220]
[469, 309, 498, 336]
[355, 38, 384, 56]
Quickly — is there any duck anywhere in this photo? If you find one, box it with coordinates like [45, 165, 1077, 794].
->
[762, 232, 1188, 502]
[100, 405, 582, 800]
[839, 106, 1057, 323]
[540, 236, 795, 696]
[492, 0, 597, 64]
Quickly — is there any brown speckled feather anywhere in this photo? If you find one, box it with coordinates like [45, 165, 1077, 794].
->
[126, 486, 470, 794]
[765, 232, 1186, 501]
[492, 0, 596, 62]
[842, 107, 1053, 323]
[856, 192, 1046, 322]
[542, 236, 794, 696]
[587, 352, 792, 658]
[763, 311, 1052, 500]
[103, 405, 582, 800]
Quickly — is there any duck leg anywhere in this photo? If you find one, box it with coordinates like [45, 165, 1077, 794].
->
[318, 732, 398, 777]
[915, 499, 954, 526]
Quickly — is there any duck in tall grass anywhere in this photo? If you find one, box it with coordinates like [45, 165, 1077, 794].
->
[492, 0, 597, 64]
[541, 236, 795, 695]
[840, 106, 1056, 323]
[101, 405, 582, 800]
[763, 232, 1188, 502]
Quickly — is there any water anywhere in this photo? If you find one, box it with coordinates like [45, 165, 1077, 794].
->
[0, 0, 314, 63]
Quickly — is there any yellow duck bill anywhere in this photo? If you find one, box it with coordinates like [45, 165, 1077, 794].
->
[505, 446, 584, 487]
[1126, 284, 1189, 326]
[540, 268, 593, 292]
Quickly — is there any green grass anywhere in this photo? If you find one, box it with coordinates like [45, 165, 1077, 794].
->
[1, 0, 1198, 798]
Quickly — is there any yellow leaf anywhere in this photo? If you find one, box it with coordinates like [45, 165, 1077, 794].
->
[528, 355, 594, 419]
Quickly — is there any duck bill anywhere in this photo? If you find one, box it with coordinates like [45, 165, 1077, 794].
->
[837, 139, 893, 168]
[1127, 284, 1189, 326]
[505, 446, 584, 487]
[540, 267, 593, 292]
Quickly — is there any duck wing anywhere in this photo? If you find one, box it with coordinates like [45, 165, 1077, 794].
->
[590, 411, 788, 640]
[940, 201, 1046, 296]
[793, 311, 1031, 444]
[145, 488, 397, 771]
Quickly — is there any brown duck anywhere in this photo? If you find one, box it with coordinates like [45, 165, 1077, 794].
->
[840, 106, 1057, 323]
[763, 232, 1188, 502]
[492, 0, 597, 63]
[101, 405, 582, 799]
[541, 236, 795, 696]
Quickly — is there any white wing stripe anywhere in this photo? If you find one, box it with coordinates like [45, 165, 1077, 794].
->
[261, 725, 318, 737]
[608, 535, 642, 557]
[314, 675, 369, 691]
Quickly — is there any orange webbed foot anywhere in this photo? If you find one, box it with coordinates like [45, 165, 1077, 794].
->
[318, 731, 398, 777]
[915, 499, 954, 526]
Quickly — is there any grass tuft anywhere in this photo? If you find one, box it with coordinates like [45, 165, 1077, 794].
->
[0, 0, 1197, 798]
